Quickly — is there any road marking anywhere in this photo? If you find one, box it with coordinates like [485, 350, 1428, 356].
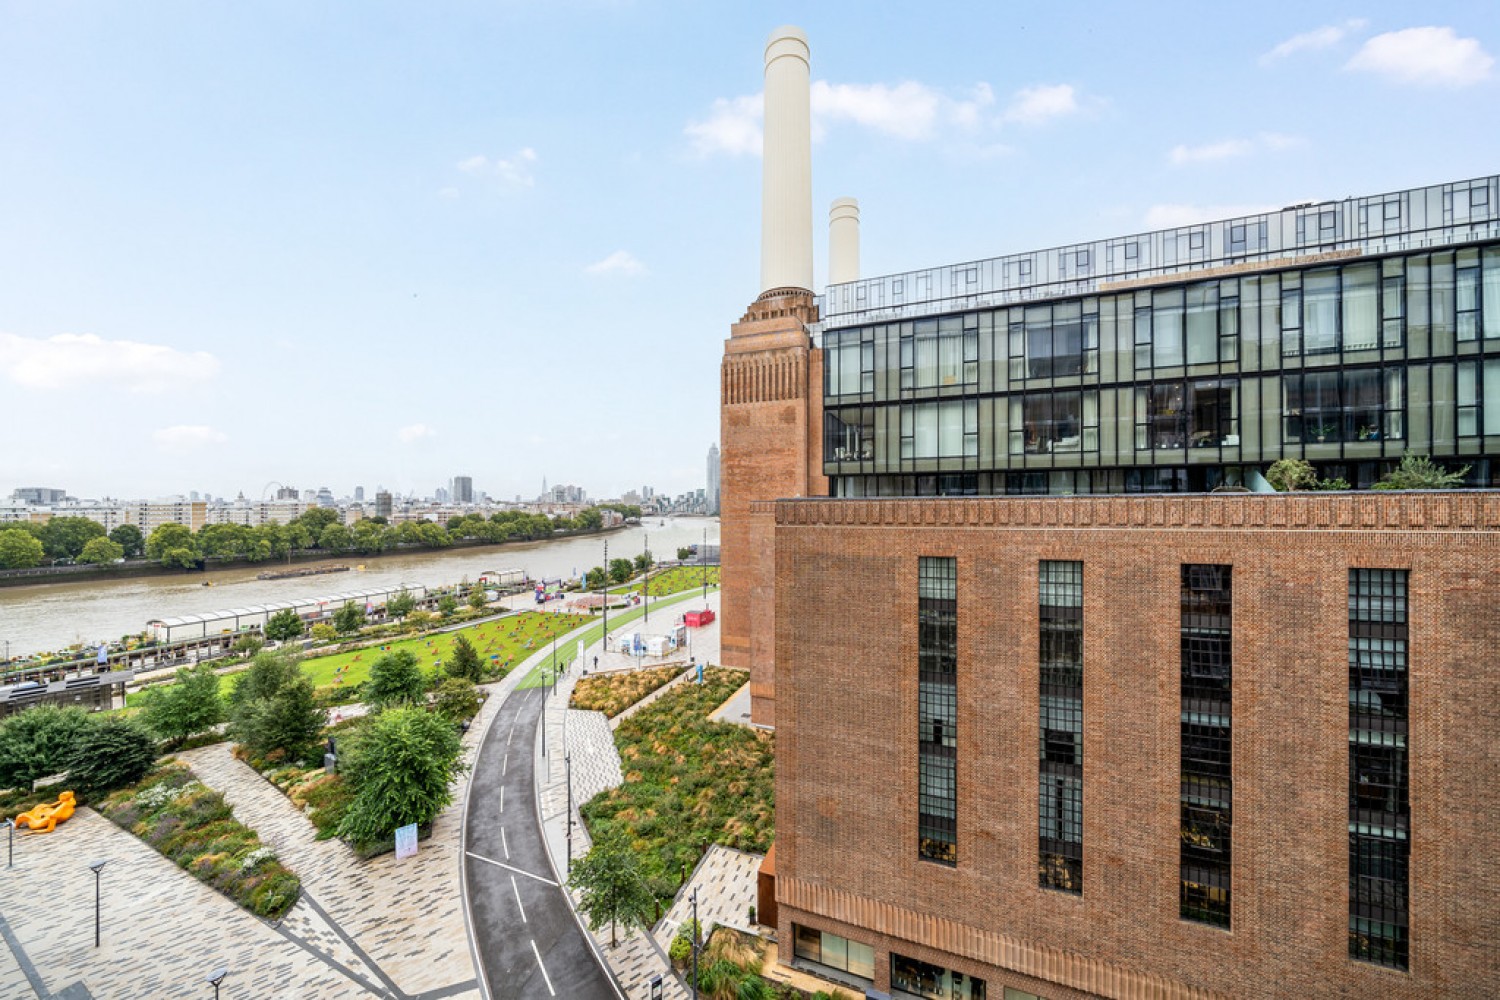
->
[511, 875, 528, 923]
[502, 752, 508, 776]
[465, 851, 558, 886]
[530, 939, 555, 996]
[499, 786, 504, 814]
[501, 826, 510, 860]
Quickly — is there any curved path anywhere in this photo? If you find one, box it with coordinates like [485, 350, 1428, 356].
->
[463, 671, 620, 999]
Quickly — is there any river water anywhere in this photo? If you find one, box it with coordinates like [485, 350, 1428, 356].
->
[0, 516, 718, 658]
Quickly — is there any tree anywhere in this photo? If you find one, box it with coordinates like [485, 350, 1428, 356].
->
[334, 706, 464, 847]
[232, 634, 264, 658]
[311, 623, 338, 642]
[265, 609, 305, 642]
[677, 547, 693, 561]
[109, 524, 144, 558]
[567, 840, 656, 947]
[160, 546, 202, 570]
[229, 649, 324, 764]
[294, 507, 340, 536]
[141, 663, 224, 747]
[78, 536, 125, 565]
[1264, 459, 1318, 492]
[364, 649, 428, 710]
[0, 528, 46, 570]
[467, 586, 487, 612]
[319, 523, 353, 553]
[386, 589, 416, 620]
[437, 594, 459, 618]
[433, 677, 481, 723]
[0, 705, 93, 789]
[445, 635, 483, 682]
[609, 558, 634, 585]
[1372, 453, 1469, 490]
[334, 600, 365, 634]
[38, 516, 106, 560]
[585, 566, 607, 590]
[62, 717, 157, 794]
[146, 523, 197, 561]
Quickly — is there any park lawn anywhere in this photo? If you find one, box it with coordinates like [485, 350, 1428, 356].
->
[514, 588, 707, 690]
[580, 666, 771, 909]
[608, 565, 719, 598]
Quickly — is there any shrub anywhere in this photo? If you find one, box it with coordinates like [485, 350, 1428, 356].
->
[141, 662, 224, 747]
[0, 705, 93, 790]
[444, 635, 483, 683]
[335, 707, 464, 848]
[1372, 453, 1469, 490]
[433, 677, 482, 723]
[62, 717, 157, 795]
[364, 649, 428, 710]
[1264, 458, 1318, 492]
[230, 649, 324, 765]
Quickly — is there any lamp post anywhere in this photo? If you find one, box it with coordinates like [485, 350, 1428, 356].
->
[89, 859, 108, 948]
[551, 631, 558, 695]
[601, 540, 608, 652]
[642, 530, 648, 623]
[701, 527, 708, 600]
[565, 752, 573, 871]
[206, 967, 228, 999]
[6, 817, 13, 868]
[690, 886, 700, 999]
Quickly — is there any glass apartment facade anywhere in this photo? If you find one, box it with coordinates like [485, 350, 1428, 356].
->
[820, 175, 1500, 496]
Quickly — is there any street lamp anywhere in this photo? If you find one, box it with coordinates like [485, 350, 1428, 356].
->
[565, 752, 574, 871]
[601, 540, 609, 653]
[690, 886, 700, 999]
[642, 530, 648, 623]
[5, 817, 14, 869]
[206, 967, 228, 999]
[88, 859, 108, 948]
[701, 527, 708, 600]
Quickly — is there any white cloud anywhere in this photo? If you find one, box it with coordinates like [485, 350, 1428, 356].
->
[584, 250, 647, 277]
[813, 80, 940, 140]
[1001, 84, 1079, 125]
[1169, 131, 1303, 165]
[1346, 26, 1494, 87]
[455, 148, 538, 187]
[0, 332, 219, 393]
[152, 425, 228, 453]
[1261, 19, 1368, 63]
[685, 95, 764, 157]
[396, 423, 436, 444]
[1144, 203, 1278, 228]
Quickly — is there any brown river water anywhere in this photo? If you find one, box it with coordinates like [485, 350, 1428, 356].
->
[0, 517, 717, 658]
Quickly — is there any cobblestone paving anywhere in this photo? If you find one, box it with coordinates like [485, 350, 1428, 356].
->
[656, 846, 764, 947]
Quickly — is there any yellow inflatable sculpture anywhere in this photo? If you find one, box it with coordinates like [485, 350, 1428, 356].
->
[15, 790, 76, 833]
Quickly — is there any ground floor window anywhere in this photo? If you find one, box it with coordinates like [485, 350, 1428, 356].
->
[891, 953, 987, 1000]
[792, 924, 875, 983]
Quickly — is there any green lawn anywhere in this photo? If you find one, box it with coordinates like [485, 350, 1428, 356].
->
[608, 566, 719, 598]
[514, 587, 711, 689]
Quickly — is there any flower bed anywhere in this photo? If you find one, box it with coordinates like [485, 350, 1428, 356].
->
[580, 667, 771, 906]
[97, 760, 301, 920]
[570, 664, 683, 718]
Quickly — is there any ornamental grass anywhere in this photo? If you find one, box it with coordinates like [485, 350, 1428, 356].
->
[570, 664, 683, 718]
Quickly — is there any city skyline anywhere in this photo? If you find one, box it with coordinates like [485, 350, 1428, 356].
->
[3, 2, 1497, 500]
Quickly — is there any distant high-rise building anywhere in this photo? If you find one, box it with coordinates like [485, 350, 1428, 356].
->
[11, 487, 66, 505]
[435, 487, 450, 503]
[707, 443, 720, 514]
[315, 486, 335, 508]
[275, 486, 299, 501]
[354, 486, 365, 502]
[374, 490, 393, 521]
[452, 476, 474, 504]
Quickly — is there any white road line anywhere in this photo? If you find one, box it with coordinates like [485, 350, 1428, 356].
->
[465, 851, 558, 886]
[530, 939, 555, 996]
[501, 826, 510, 860]
[511, 875, 528, 923]
[502, 752, 508, 776]
[499, 786, 504, 814]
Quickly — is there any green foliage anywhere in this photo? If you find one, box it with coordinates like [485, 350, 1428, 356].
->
[1372, 453, 1470, 490]
[432, 677, 481, 723]
[1264, 458, 1318, 492]
[634, 552, 651, 572]
[386, 589, 416, 619]
[670, 918, 701, 966]
[146, 523, 199, 563]
[97, 762, 300, 919]
[677, 546, 693, 561]
[566, 839, 656, 947]
[39, 516, 106, 560]
[231, 634, 265, 658]
[265, 608, 305, 642]
[586, 566, 607, 589]
[311, 623, 337, 642]
[1316, 476, 1352, 491]
[333, 600, 365, 634]
[0, 705, 93, 789]
[0, 528, 45, 569]
[365, 649, 428, 710]
[334, 707, 464, 848]
[108, 523, 144, 557]
[444, 635, 483, 682]
[571, 665, 682, 718]
[229, 649, 323, 765]
[62, 717, 157, 794]
[467, 586, 487, 611]
[437, 594, 459, 617]
[142, 663, 225, 746]
[609, 558, 634, 584]
[77, 535, 124, 565]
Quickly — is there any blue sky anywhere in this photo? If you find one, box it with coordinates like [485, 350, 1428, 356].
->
[2, 2, 1496, 502]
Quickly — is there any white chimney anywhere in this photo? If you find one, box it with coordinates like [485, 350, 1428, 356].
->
[760, 26, 813, 295]
[828, 197, 860, 285]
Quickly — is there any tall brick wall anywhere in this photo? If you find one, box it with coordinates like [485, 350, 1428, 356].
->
[773, 492, 1500, 999]
[719, 288, 825, 727]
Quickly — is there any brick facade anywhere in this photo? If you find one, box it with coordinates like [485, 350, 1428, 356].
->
[772, 492, 1500, 999]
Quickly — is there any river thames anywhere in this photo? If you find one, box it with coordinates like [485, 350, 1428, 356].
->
[0, 516, 717, 657]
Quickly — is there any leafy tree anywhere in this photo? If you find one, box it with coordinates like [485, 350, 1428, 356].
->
[62, 717, 157, 794]
[445, 635, 483, 682]
[335, 706, 464, 847]
[609, 558, 634, 585]
[437, 594, 459, 618]
[265, 608, 305, 642]
[319, 523, 354, 553]
[160, 546, 201, 570]
[567, 840, 656, 947]
[232, 634, 264, 658]
[1372, 453, 1470, 490]
[294, 507, 340, 536]
[1264, 459, 1319, 492]
[109, 524, 144, 558]
[146, 523, 197, 561]
[677, 547, 693, 561]
[334, 600, 365, 634]
[386, 589, 416, 620]
[0, 705, 93, 789]
[365, 649, 428, 710]
[352, 518, 393, 555]
[586, 566, 608, 590]
[0, 528, 46, 569]
[78, 536, 124, 565]
[467, 586, 487, 612]
[38, 516, 106, 560]
[633, 552, 654, 572]
[575, 508, 603, 531]
[141, 663, 224, 747]
[433, 677, 481, 723]
[311, 623, 338, 642]
[229, 649, 323, 764]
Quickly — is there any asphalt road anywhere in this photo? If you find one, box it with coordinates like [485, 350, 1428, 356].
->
[464, 680, 620, 1000]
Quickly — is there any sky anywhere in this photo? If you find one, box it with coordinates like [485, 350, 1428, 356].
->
[2, 1, 1496, 503]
